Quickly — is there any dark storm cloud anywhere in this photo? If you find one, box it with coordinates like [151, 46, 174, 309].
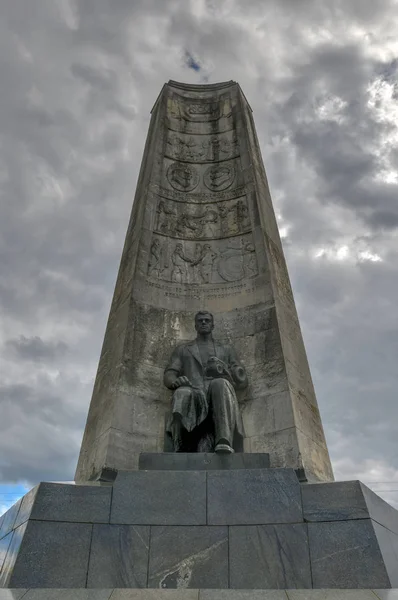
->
[1, 0, 398, 502]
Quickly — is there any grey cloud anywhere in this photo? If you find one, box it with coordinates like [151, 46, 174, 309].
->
[5, 336, 69, 362]
[1, 0, 398, 501]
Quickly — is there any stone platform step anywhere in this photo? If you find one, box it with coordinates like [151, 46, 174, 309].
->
[138, 452, 270, 471]
[0, 589, 395, 599]
[2, 463, 398, 589]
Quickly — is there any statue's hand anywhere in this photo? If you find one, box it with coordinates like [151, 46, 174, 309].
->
[171, 376, 192, 390]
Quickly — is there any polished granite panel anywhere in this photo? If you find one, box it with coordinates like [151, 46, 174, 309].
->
[30, 483, 111, 524]
[111, 471, 206, 526]
[302, 481, 369, 522]
[0, 523, 27, 587]
[372, 521, 398, 587]
[9, 521, 92, 588]
[0, 533, 13, 574]
[208, 468, 302, 525]
[0, 501, 22, 540]
[13, 488, 39, 530]
[229, 523, 311, 588]
[138, 453, 270, 471]
[148, 526, 228, 589]
[308, 520, 391, 588]
[87, 525, 149, 588]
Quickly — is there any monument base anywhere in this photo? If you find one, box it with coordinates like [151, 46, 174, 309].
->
[1, 454, 398, 589]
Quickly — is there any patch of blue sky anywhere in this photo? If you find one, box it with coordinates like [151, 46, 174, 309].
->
[184, 51, 201, 72]
[0, 482, 30, 516]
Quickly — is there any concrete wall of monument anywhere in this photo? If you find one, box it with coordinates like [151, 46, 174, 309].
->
[122, 82, 287, 460]
[76, 81, 332, 482]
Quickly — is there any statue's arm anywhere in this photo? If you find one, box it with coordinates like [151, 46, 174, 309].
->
[163, 346, 192, 390]
[228, 346, 248, 390]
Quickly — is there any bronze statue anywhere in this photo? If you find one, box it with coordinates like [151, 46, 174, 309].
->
[164, 311, 248, 453]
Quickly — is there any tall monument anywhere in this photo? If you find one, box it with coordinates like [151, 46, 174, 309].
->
[75, 80, 334, 483]
[3, 82, 398, 591]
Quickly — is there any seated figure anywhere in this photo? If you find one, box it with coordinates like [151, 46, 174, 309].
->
[163, 310, 248, 453]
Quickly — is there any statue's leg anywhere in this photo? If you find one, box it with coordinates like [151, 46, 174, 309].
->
[170, 413, 184, 452]
[208, 378, 237, 453]
[169, 386, 199, 452]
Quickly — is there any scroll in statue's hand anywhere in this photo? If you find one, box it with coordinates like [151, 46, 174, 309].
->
[170, 376, 192, 390]
[205, 356, 233, 384]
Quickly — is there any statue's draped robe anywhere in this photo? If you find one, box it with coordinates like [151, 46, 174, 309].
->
[164, 340, 245, 447]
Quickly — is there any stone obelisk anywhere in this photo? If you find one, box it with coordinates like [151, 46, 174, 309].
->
[75, 80, 334, 483]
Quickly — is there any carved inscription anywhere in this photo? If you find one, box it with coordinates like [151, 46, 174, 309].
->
[166, 133, 239, 163]
[167, 163, 199, 192]
[155, 197, 251, 240]
[147, 234, 258, 285]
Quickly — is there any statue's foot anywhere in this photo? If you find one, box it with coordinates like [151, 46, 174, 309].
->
[215, 442, 234, 454]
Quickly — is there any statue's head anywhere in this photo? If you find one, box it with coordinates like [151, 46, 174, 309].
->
[194, 310, 214, 335]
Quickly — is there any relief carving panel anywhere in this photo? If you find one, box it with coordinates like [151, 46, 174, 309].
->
[163, 159, 240, 196]
[165, 133, 239, 163]
[166, 163, 200, 192]
[147, 233, 258, 285]
[166, 94, 234, 134]
[167, 93, 232, 122]
[155, 197, 251, 240]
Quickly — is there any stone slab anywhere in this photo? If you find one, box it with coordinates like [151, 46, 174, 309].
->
[229, 523, 312, 588]
[286, 593, 379, 600]
[361, 483, 398, 536]
[22, 592, 113, 599]
[111, 471, 206, 525]
[148, 526, 228, 589]
[207, 468, 303, 525]
[8, 521, 93, 588]
[87, 525, 149, 588]
[0, 532, 13, 573]
[0, 592, 29, 599]
[111, 592, 199, 600]
[139, 452, 270, 471]
[372, 521, 398, 587]
[0, 500, 22, 540]
[0, 523, 27, 587]
[29, 483, 111, 524]
[302, 481, 370, 522]
[200, 591, 288, 600]
[308, 519, 391, 588]
[374, 592, 398, 600]
[13, 487, 39, 529]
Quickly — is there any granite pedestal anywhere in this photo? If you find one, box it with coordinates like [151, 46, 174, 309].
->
[2, 455, 398, 589]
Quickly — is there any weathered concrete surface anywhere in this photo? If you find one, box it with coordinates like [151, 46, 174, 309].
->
[74, 80, 333, 483]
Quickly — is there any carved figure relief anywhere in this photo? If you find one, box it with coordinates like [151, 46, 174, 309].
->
[154, 197, 251, 240]
[204, 164, 235, 191]
[166, 134, 239, 163]
[171, 243, 192, 283]
[167, 163, 199, 192]
[147, 235, 258, 285]
[148, 239, 162, 277]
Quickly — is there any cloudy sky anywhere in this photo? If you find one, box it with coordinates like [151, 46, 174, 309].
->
[1, 0, 398, 512]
